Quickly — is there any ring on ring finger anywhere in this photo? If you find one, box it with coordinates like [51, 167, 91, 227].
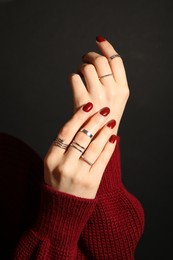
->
[80, 155, 94, 166]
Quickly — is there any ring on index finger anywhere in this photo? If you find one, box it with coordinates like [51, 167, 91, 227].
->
[54, 137, 69, 150]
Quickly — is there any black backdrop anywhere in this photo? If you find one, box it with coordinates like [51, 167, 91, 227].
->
[0, 0, 172, 259]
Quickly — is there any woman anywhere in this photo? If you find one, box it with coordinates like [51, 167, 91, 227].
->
[14, 36, 144, 259]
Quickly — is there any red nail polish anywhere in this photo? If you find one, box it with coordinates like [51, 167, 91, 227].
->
[83, 102, 93, 112]
[100, 107, 110, 116]
[109, 135, 117, 144]
[107, 119, 116, 129]
[96, 36, 106, 42]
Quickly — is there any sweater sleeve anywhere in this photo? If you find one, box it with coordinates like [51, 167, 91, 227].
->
[76, 136, 145, 259]
[13, 183, 98, 260]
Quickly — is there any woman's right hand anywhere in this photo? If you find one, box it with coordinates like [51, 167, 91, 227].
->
[69, 36, 130, 135]
[44, 103, 117, 199]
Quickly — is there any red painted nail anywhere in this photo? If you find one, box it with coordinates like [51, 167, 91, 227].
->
[107, 119, 116, 129]
[83, 102, 93, 112]
[100, 107, 110, 116]
[96, 36, 106, 42]
[109, 135, 117, 144]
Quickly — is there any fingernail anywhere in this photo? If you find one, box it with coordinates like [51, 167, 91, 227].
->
[100, 107, 110, 116]
[83, 102, 93, 112]
[109, 135, 117, 144]
[107, 119, 116, 129]
[96, 36, 106, 42]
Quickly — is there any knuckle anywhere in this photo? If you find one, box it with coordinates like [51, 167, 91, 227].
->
[121, 87, 130, 99]
[83, 180, 93, 189]
[75, 132, 88, 144]
[59, 122, 75, 138]
[59, 124, 70, 137]
[71, 175, 82, 185]
[58, 162, 71, 177]
[82, 63, 95, 73]
[95, 55, 108, 65]
[118, 56, 124, 63]
[117, 86, 130, 100]
[71, 176, 92, 189]
[73, 111, 85, 122]
[44, 153, 54, 169]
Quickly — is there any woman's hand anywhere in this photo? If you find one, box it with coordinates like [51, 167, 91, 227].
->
[44, 104, 117, 199]
[44, 36, 129, 198]
[69, 36, 129, 134]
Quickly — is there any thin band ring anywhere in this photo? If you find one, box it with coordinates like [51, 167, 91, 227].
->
[70, 144, 83, 153]
[54, 137, 69, 150]
[99, 73, 113, 80]
[72, 140, 85, 150]
[80, 155, 93, 166]
[80, 129, 93, 138]
[109, 54, 121, 61]
[70, 140, 86, 153]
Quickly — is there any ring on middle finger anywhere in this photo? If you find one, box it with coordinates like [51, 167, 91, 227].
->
[80, 128, 93, 138]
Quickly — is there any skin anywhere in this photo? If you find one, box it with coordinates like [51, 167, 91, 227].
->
[44, 38, 130, 199]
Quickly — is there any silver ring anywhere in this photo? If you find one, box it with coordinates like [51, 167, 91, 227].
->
[70, 140, 86, 153]
[99, 73, 113, 80]
[109, 54, 121, 61]
[80, 155, 93, 166]
[54, 137, 69, 149]
[80, 129, 93, 138]
[70, 144, 83, 153]
[72, 140, 86, 150]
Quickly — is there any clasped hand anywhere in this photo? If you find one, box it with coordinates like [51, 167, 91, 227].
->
[44, 36, 129, 199]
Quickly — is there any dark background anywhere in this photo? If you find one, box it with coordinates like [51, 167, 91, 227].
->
[0, 0, 172, 259]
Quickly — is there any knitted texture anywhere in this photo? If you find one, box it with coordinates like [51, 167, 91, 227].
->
[13, 138, 144, 259]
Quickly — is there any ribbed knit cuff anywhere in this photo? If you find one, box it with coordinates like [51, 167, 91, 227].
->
[33, 183, 98, 250]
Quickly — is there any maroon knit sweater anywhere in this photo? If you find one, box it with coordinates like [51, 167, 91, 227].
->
[14, 137, 144, 259]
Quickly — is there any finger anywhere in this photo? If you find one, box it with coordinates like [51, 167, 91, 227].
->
[91, 134, 118, 177]
[79, 119, 116, 169]
[78, 63, 101, 94]
[68, 73, 88, 106]
[82, 52, 115, 86]
[96, 36, 128, 86]
[65, 107, 110, 161]
[48, 102, 94, 159]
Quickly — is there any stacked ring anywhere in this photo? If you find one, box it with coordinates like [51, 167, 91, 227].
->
[54, 137, 69, 150]
[70, 140, 86, 153]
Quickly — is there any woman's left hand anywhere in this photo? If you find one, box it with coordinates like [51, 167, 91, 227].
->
[69, 36, 130, 134]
